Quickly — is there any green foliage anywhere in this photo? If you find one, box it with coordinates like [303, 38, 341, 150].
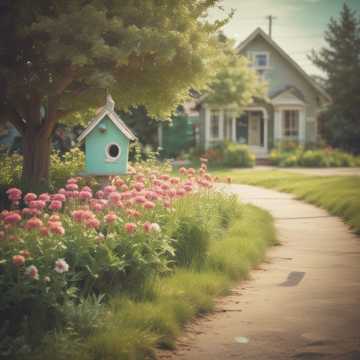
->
[268, 143, 359, 168]
[310, 3, 360, 153]
[205, 35, 267, 110]
[42, 203, 275, 360]
[204, 142, 255, 167]
[49, 148, 85, 191]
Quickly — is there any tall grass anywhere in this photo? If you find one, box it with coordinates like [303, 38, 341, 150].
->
[30, 199, 276, 360]
[213, 168, 360, 234]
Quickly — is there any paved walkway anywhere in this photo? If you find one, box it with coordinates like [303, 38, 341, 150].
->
[158, 184, 360, 360]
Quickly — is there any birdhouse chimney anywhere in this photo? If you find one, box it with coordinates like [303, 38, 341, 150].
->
[105, 94, 115, 112]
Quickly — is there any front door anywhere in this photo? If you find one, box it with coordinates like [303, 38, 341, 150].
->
[248, 112, 262, 146]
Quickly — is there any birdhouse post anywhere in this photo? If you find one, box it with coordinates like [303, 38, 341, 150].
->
[78, 94, 136, 176]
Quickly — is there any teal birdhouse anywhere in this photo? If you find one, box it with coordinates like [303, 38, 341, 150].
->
[78, 94, 136, 175]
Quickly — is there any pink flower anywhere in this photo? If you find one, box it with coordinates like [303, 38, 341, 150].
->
[49, 224, 65, 236]
[66, 183, 78, 191]
[67, 178, 78, 184]
[120, 184, 129, 192]
[72, 210, 85, 223]
[79, 190, 92, 200]
[108, 192, 122, 203]
[25, 217, 43, 230]
[124, 222, 137, 234]
[49, 200, 62, 211]
[6, 188, 22, 202]
[85, 217, 100, 229]
[54, 259, 69, 273]
[12, 255, 26, 266]
[52, 193, 66, 202]
[40, 226, 49, 236]
[104, 185, 116, 195]
[81, 186, 92, 193]
[114, 178, 125, 188]
[29, 200, 46, 210]
[104, 212, 118, 224]
[144, 201, 155, 209]
[168, 189, 177, 198]
[179, 167, 187, 175]
[24, 193, 37, 204]
[176, 189, 186, 197]
[143, 221, 152, 232]
[44, 276, 51, 283]
[4, 212, 22, 224]
[134, 182, 145, 191]
[170, 177, 180, 185]
[134, 195, 146, 204]
[39, 193, 51, 202]
[25, 265, 39, 280]
[58, 188, 66, 194]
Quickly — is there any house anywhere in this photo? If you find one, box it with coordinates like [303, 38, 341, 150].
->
[197, 27, 330, 158]
[78, 94, 136, 175]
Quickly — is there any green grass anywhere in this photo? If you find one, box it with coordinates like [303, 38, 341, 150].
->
[212, 168, 360, 234]
[36, 204, 275, 360]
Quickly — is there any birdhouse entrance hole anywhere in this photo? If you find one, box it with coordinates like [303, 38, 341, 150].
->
[106, 143, 121, 161]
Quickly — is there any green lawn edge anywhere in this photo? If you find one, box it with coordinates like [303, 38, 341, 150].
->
[33, 204, 276, 360]
[212, 168, 360, 235]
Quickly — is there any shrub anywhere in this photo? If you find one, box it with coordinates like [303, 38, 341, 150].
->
[223, 143, 255, 167]
[204, 142, 255, 168]
[269, 143, 360, 168]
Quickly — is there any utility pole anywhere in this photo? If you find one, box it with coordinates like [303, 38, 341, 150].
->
[266, 15, 277, 39]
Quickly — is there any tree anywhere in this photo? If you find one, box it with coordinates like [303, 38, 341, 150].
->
[204, 36, 267, 110]
[0, 0, 228, 190]
[310, 3, 360, 153]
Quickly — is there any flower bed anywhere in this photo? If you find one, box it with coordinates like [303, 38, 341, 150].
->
[0, 159, 213, 355]
[269, 145, 360, 167]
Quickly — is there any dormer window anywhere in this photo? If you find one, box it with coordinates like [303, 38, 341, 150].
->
[248, 51, 270, 69]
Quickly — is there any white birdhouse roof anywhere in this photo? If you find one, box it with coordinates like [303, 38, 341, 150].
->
[77, 94, 136, 142]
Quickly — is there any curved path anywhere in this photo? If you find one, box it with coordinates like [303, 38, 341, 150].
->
[158, 184, 360, 360]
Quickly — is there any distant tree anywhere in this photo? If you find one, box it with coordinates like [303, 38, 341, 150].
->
[0, 0, 229, 190]
[310, 3, 360, 153]
[205, 36, 267, 110]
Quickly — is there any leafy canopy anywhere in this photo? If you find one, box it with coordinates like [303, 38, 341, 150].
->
[204, 36, 267, 111]
[0, 0, 229, 123]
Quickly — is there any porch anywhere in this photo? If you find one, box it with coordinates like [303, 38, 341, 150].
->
[204, 107, 269, 159]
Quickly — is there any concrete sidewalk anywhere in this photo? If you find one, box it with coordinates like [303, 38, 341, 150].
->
[158, 184, 360, 360]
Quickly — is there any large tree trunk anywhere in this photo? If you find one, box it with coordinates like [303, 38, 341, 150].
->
[22, 126, 52, 193]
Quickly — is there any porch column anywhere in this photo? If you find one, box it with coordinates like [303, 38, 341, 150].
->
[232, 114, 236, 142]
[263, 110, 268, 152]
[219, 109, 224, 140]
[274, 108, 282, 144]
[158, 123, 163, 150]
[205, 106, 210, 150]
[299, 109, 306, 144]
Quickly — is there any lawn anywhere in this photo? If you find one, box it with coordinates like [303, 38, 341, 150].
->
[212, 168, 360, 234]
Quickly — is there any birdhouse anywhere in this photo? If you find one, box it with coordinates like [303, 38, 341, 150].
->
[78, 94, 136, 175]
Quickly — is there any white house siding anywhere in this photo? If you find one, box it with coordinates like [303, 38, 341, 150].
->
[240, 35, 323, 144]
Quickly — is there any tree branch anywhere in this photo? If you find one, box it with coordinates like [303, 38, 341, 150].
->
[0, 100, 26, 134]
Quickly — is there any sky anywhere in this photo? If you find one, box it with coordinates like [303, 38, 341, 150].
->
[207, 0, 360, 77]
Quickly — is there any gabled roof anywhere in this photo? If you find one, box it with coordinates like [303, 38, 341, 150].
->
[236, 27, 330, 102]
[78, 95, 136, 143]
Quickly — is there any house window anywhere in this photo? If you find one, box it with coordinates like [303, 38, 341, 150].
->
[283, 110, 299, 138]
[249, 52, 269, 69]
[210, 110, 220, 139]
